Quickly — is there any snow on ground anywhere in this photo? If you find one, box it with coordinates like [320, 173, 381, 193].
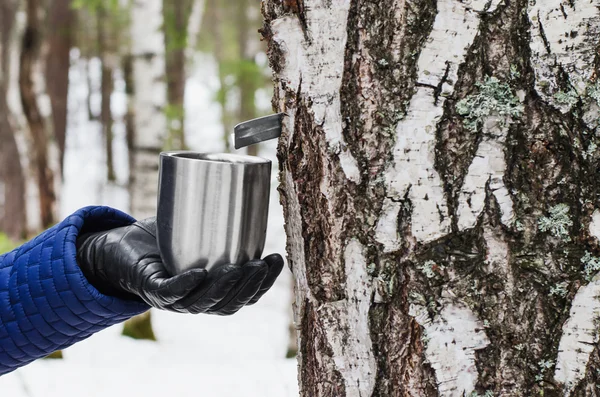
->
[0, 54, 298, 396]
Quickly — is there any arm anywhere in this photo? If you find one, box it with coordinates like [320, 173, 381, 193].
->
[0, 206, 284, 376]
[0, 206, 149, 376]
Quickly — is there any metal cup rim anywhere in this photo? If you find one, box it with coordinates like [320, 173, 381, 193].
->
[160, 151, 271, 165]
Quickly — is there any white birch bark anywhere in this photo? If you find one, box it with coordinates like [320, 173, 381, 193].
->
[528, 0, 600, 112]
[129, 0, 166, 219]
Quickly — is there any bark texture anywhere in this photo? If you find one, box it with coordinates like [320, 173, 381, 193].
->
[0, 0, 26, 240]
[262, 0, 600, 396]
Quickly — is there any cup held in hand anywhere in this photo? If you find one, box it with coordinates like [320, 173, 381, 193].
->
[157, 151, 271, 275]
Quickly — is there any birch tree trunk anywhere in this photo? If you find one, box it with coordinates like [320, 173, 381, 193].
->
[262, 0, 600, 395]
[129, 0, 166, 219]
[124, 0, 167, 341]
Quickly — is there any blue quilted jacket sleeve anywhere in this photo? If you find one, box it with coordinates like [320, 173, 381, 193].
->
[0, 206, 150, 376]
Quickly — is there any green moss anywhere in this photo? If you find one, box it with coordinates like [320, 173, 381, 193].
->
[456, 76, 523, 132]
[581, 251, 600, 281]
[417, 260, 443, 279]
[510, 64, 520, 79]
[549, 283, 568, 297]
[583, 142, 597, 160]
[535, 359, 555, 383]
[0, 233, 21, 255]
[586, 82, 600, 107]
[122, 312, 157, 341]
[44, 350, 64, 359]
[553, 90, 579, 107]
[285, 348, 298, 359]
[408, 291, 427, 306]
[417, 260, 436, 278]
[537, 203, 573, 242]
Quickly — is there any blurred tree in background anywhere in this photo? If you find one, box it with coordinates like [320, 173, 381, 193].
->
[0, 0, 26, 241]
[0, 0, 274, 344]
[20, 0, 56, 229]
[46, 0, 73, 175]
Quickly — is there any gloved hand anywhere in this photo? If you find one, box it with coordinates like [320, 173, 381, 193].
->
[76, 218, 284, 315]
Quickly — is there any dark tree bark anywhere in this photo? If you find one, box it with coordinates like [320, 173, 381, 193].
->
[85, 59, 97, 121]
[20, 0, 56, 229]
[0, 0, 26, 240]
[123, 54, 135, 186]
[46, 0, 73, 175]
[263, 0, 600, 396]
[97, 5, 115, 182]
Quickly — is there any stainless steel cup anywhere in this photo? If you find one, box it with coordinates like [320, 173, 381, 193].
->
[156, 151, 272, 275]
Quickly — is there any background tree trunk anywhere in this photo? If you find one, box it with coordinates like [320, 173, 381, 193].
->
[124, 0, 168, 341]
[20, 0, 56, 229]
[186, 0, 204, 54]
[97, 5, 115, 182]
[163, 0, 192, 151]
[123, 53, 135, 184]
[128, 0, 166, 219]
[263, 0, 600, 395]
[0, 0, 26, 240]
[46, 0, 73, 175]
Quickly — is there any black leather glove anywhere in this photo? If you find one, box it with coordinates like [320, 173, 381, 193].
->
[76, 218, 284, 315]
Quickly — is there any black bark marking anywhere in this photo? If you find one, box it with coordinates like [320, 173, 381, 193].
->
[537, 13, 552, 55]
[283, 0, 310, 42]
[433, 61, 451, 105]
[560, 3, 568, 19]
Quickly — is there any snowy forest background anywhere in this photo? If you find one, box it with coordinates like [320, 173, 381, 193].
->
[0, 0, 297, 395]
